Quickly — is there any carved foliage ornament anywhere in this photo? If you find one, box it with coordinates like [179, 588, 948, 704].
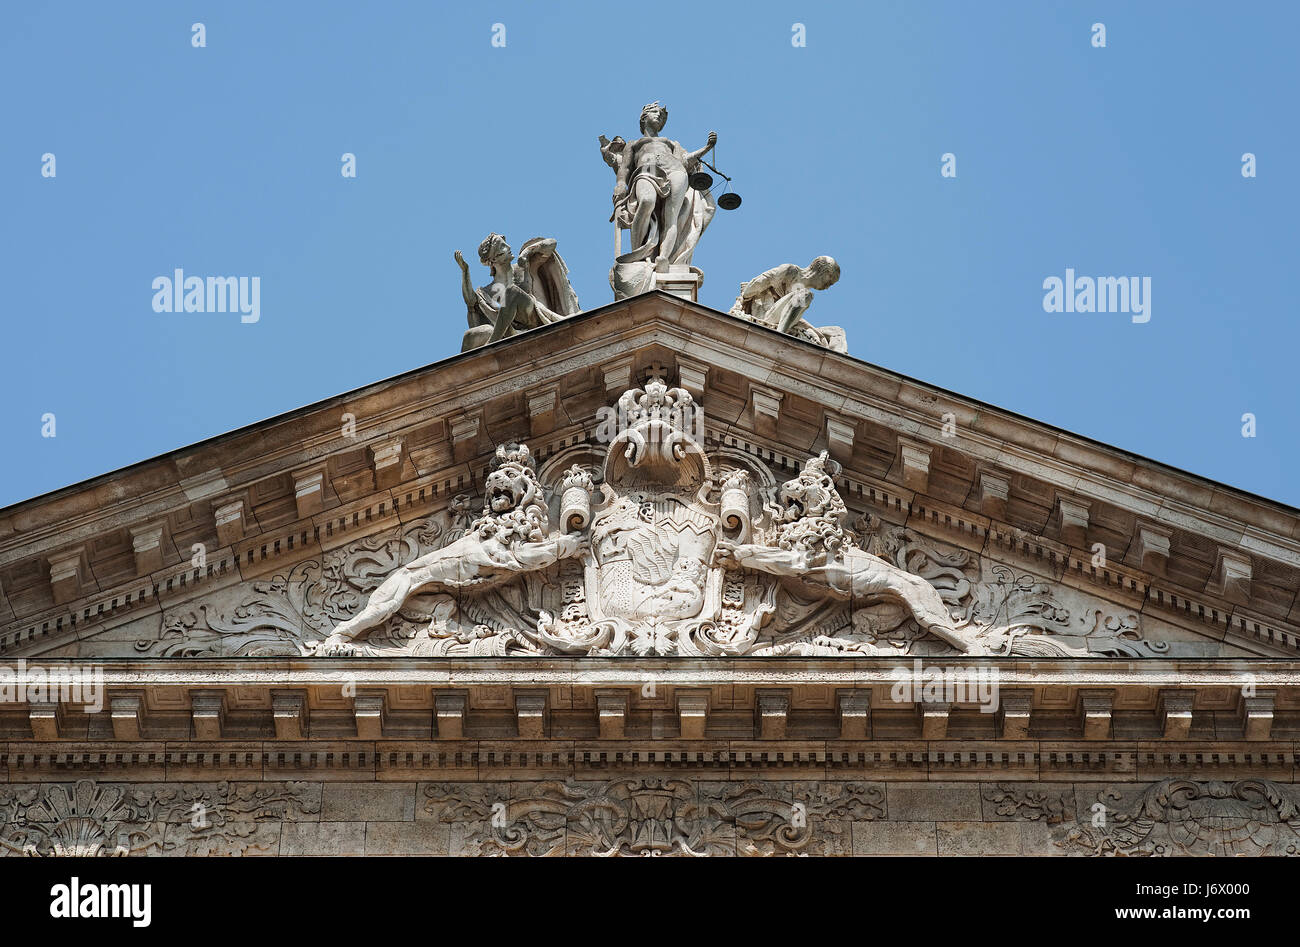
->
[0, 780, 320, 857]
[423, 780, 883, 856]
[1061, 780, 1300, 857]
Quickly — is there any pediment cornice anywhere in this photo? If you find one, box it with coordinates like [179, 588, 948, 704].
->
[0, 657, 1296, 758]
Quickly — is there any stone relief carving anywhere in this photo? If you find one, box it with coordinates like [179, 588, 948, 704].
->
[313, 442, 581, 656]
[121, 378, 1184, 660]
[983, 783, 1073, 825]
[843, 515, 1169, 658]
[0, 780, 319, 857]
[456, 233, 581, 351]
[729, 256, 847, 352]
[1060, 780, 1300, 857]
[423, 779, 883, 856]
[11, 778, 1296, 857]
[140, 516, 447, 657]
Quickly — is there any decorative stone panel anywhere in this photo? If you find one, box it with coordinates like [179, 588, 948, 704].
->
[4, 776, 1298, 856]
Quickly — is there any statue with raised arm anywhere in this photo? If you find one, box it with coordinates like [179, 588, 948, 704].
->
[729, 256, 847, 352]
[456, 233, 581, 351]
[600, 103, 718, 298]
[313, 443, 584, 655]
[714, 452, 989, 654]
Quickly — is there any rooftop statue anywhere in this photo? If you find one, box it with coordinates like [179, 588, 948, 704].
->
[730, 256, 847, 352]
[456, 233, 581, 351]
[601, 102, 718, 299]
[445, 105, 850, 350]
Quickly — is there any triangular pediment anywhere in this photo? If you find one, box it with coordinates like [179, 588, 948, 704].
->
[1, 292, 1298, 662]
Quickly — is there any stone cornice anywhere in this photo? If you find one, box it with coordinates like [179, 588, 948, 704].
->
[5, 655, 1286, 688]
[3, 741, 1297, 784]
[2, 295, 1296, 551]
[1, 658, 1297, 785]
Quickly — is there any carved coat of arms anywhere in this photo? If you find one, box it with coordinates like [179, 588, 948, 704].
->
[142, 377, 1165, 660]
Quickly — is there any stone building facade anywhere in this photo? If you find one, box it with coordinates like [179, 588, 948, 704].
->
[1, 294, 1297, 856]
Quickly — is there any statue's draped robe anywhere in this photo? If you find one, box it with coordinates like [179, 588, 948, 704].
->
[614, 147, 716, 266]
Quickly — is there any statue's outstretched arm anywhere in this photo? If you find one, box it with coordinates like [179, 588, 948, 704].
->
[454, 250, 478, 313]
[598, 135, 620, 172]
[686, 131, 718, 163]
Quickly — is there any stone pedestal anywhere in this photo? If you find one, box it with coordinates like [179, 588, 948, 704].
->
[651, 261, 702, 301]
[609, 261, 703, 301]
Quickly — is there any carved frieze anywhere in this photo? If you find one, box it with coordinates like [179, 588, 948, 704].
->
[1059, 780, 1300, 857]
[422, 779, 884, 856]
[0, 780, 320, 857]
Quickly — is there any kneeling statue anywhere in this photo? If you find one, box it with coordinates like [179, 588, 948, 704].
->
[729, 256, 846, 352]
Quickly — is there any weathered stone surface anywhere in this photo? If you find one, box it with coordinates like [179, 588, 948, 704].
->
[937, 821, 1023, 855]
[886, 783, 982, 821]
[852, 821, 936, 855]
[363, 821, 449, 855]
[280, 821, 367, 856]
[321, 783, 415, 822]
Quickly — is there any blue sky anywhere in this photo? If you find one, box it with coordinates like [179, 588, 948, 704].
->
[2, 1, 1296, 508]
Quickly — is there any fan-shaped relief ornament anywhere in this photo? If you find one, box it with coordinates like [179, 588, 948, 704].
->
[0, 780, 164, 857]
[0, 780, 320, 857]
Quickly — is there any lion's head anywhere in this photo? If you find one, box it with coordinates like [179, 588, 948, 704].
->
[769, 452, 849, 557]
[473, 443, 548, 544]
